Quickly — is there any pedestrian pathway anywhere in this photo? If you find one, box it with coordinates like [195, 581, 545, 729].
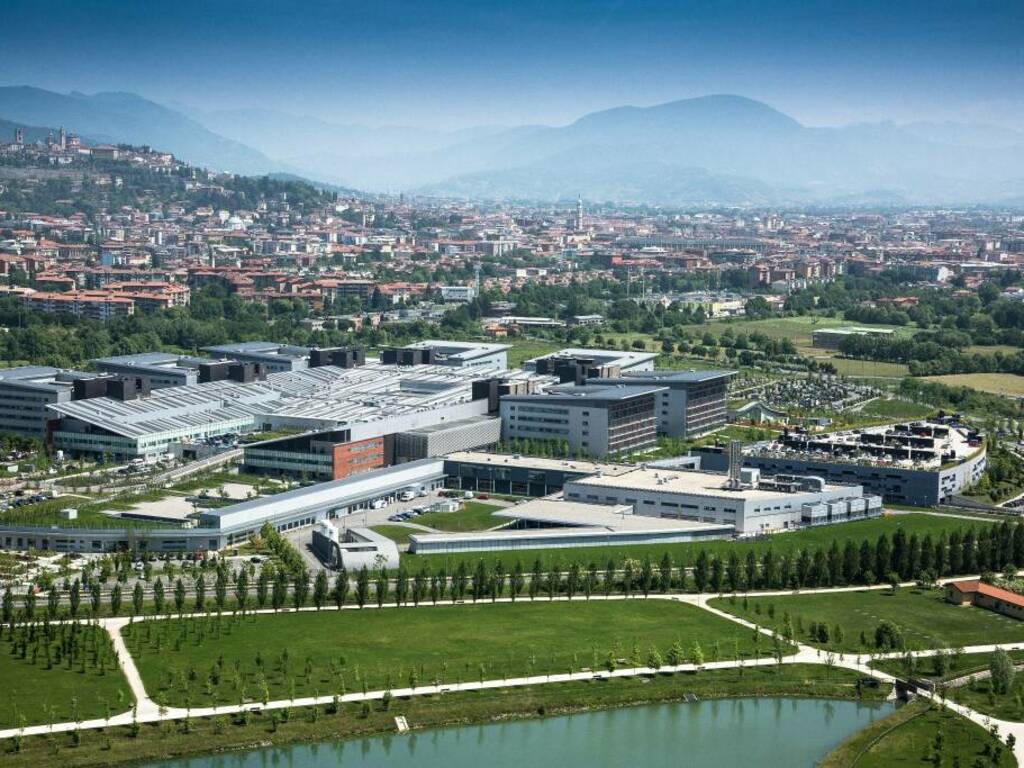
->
[3, 585, 1023, 763]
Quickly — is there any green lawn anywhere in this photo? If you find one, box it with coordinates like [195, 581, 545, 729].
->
[945, 656, 1024, 721]
[873, 649, 1024, 684]
[369, 524, 417, 544]
[818, 357, 911, 378]
[416, 501, 504, 532]
[506, 339, 565, 368]
[711, 587, 1024, 653]
[400, 513, 992, 572]
[822, 699, 1015, 768]
[0, 624, 133, 728]
[125, 600, 782, 706]
[859, 398, 936, 420]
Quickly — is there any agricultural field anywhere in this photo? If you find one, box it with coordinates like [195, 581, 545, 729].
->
[399, 513, 992, 572]
[0, 624, 132, 728]
[124, 600, 776, 706]
[711, 586, 1024, 653]
[415, 501, 505, 532]
[923, 372, 1024, 398]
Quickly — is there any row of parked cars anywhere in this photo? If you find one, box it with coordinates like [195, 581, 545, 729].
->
[388, 507, 428, 522]
[1, 491, 51, 511]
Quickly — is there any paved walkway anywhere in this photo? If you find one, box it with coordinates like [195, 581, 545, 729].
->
[3, 586, 1024, 763]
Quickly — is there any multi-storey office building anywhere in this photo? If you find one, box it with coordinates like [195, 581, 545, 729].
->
[606, 369, 734, 438]
[0, 366, 90, 438]
[500, 383, 663, 458]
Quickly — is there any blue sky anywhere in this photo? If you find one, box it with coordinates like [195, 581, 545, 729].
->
[3, 0, 1022, 129]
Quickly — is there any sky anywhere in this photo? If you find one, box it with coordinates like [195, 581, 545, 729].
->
[2, 0, 1022, 130]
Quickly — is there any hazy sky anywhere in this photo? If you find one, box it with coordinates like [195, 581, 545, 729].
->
[3, 0, 1022, 129]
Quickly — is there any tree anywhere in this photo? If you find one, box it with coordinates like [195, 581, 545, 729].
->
[355, 567, 370, 608]
[256, 569, 270, 608]
[374, 569, 388, 607]
[215, 569, 227, 611]
[694, 551, 709, 593]
[313, 570, 329, 610]
[69, 578, 81, 618]
[874, 620, 904, 651]
[132, 581, 144, 616]
[689, 641, 704, 668]
[235, 570, 249, 613]
[152, 578, 164, 615]
[293, 570, 310, 609]
[174, 579, 186, 615]
[510, 561, 524, 601]
[991, 648, 1016, 695]
[109, 584, 122, 616]
[659, 553, 673, 593]
[90, 582, 102, 616]
[47, 584, 59, 619]
[333, 568, 349, 608]
[2, 586, 13, 625]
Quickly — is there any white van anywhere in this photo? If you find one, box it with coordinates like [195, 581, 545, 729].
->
[399, 490, 415, 502]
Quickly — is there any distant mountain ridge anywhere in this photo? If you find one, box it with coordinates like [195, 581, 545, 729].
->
[4, 87, 1024, 206]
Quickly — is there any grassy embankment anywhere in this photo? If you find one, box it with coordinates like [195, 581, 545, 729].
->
[398, 513, 991, 572]
[710, 586, 1024, 653]
[821, 698, 1015, 768]
[124, 600, 787, 707]
[0, 664, 886, 768]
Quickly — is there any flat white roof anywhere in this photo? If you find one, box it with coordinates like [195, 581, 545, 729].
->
[568, 467, 848, 500]
[493, 498, 728, 532]
[445, 451, 635, 477]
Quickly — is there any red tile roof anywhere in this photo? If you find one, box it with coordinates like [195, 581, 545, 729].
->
[948, 579, 1024, 609]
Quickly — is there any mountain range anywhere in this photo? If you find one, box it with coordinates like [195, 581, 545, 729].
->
[3, 87, 1024, 206]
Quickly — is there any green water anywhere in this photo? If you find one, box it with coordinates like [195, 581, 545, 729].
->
[147, 697, 894, 768]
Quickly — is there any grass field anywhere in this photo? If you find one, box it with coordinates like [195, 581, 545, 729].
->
[858, 398, 936, 420]
[399, 513, 991, 572]
[702, 316, 914, 348]
[369, 524, 417, 544]
[821, 699, 1015, 768]
[821, 357, 911, 378]
[125, 600, 780, 706]
[0, 624, 133, 728]
[873, 649, 1024, 685]
[415, 501, 504, 532]
[945, 658, 1024, 721]
[924, 372, 1024, 397]
[711, 587, 1024, 653]
[0, 664, 884, 768]
[506, 339, 564, 368]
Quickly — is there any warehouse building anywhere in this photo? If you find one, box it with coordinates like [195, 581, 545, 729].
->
[47, 362, 517, 460]
[500, 382, 663, 458]
[696, 420, 986, 506]
[562, 463, 881, 534]
[408, 498, 732, 555]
